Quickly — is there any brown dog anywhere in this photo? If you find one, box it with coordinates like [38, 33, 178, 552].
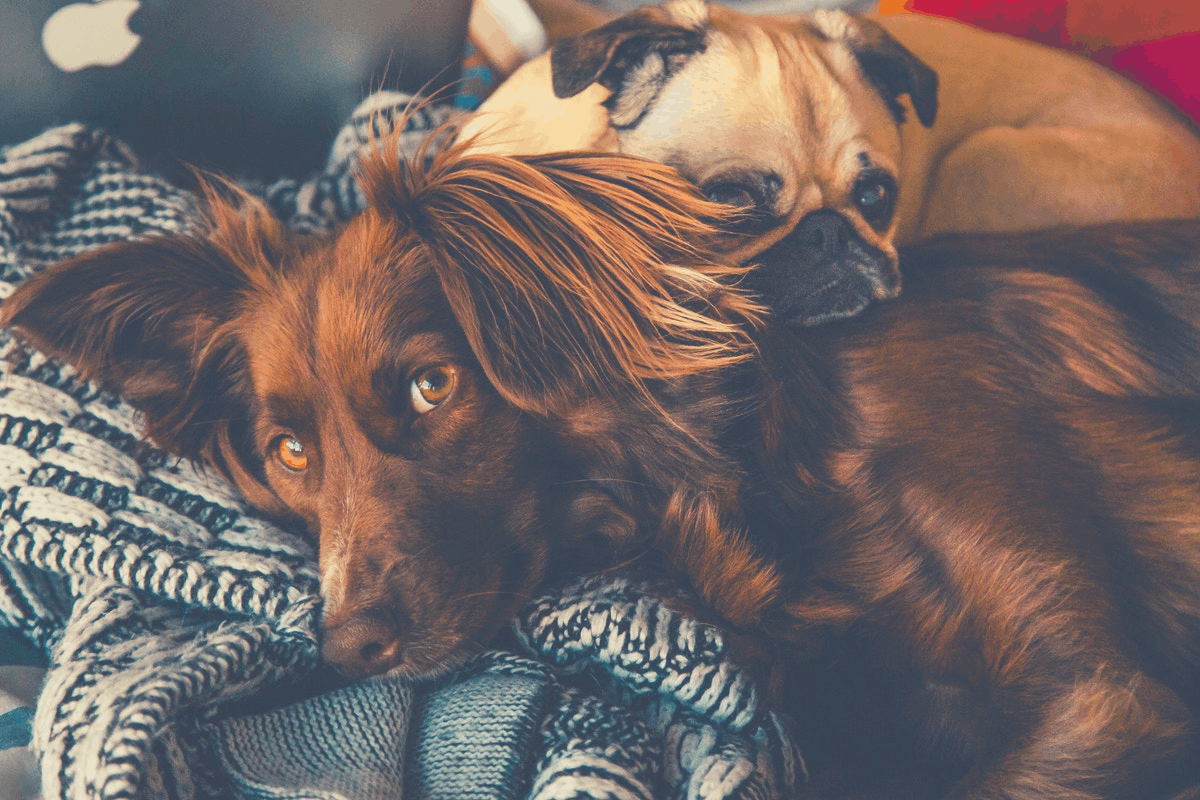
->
[6, 143, 1200, 798]
[460, 0, 1200, 327]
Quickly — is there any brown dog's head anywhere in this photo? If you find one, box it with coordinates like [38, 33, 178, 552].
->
[464, 0, 938, 326]
[4, 142, 758, 676]
[1, 142, 760, 679]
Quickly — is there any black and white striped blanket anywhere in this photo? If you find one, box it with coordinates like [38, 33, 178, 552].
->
[0, 93, 802, 800]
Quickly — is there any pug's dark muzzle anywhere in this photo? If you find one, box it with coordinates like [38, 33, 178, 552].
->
[752, 210, 900, 326]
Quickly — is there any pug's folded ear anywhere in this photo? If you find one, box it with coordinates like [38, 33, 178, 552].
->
[550, 1, 708, 128]
[809, 10, 939, 128]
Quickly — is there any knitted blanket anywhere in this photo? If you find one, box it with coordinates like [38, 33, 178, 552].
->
[0, 94, 803, 800]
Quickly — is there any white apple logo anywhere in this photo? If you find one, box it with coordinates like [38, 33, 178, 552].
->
[42, 0, 143, 73]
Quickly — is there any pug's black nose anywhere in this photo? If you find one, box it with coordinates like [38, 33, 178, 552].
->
[322, 608, 404, 678]
[794, 210, 851, 264]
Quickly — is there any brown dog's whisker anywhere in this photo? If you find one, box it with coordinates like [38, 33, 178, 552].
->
[447, 590, 530, 604]
[551, 478, 656, 489]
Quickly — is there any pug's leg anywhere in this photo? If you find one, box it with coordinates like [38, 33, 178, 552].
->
[910, 125, 1200, 240]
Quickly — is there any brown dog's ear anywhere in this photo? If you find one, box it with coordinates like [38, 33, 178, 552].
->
[811, 11, 938, 128]
[550, 2, 708, 127]
[0, 188, 280, 469]
[362, 142, 760, 417]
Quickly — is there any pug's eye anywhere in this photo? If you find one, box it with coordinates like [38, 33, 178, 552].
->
[274, 436, 309, 472]
[853, 173, 897, 231]
[410, 366, 458, 413]
[704, 182, 758, 210]
[701, 173, 782, 234]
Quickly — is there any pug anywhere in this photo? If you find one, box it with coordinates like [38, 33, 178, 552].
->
[460, 0, 1200, 325]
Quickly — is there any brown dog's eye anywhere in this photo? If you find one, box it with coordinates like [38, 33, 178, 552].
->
[410, 366, 458, 413]
[276, 436, 309, 472]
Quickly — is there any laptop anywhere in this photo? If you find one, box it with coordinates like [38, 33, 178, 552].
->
[1, 0, 472, 178]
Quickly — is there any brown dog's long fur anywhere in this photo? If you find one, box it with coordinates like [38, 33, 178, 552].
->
[4, 140, 1200, 798]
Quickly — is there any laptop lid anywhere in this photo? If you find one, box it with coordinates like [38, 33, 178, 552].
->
[2, 0, 471, 178]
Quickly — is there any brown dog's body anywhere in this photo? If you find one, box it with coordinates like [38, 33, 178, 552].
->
[461, 0, 1200, 327]
[747, 223, 1200, 798]
[4, 147, 1200, 797]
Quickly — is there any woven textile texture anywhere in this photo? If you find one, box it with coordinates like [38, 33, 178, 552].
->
[0, 93, 802, 800]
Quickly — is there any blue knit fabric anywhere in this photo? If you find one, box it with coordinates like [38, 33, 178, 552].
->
[407, 654, 552, 800]
[215, 672, 413, 800]
[0, 93, 803, 800]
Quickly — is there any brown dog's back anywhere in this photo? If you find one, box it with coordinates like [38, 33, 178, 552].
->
[743, 221, 1200, 798]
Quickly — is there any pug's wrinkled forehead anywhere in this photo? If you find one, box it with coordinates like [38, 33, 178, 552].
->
[463, 1, 934, 167]
[551, 1, 933, 133]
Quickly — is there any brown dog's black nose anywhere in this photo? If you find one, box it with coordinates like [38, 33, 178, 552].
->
[322, 609, 404, 678]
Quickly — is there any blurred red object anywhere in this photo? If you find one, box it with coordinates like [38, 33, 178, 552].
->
[887, 0, 1200, 126]
[893, 0, 1070, 46]
[1101, 32, 1200, 125]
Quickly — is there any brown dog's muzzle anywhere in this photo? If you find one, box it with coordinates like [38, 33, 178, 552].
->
[752, 210, 900, 327]
[315, 505, 550, 679]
